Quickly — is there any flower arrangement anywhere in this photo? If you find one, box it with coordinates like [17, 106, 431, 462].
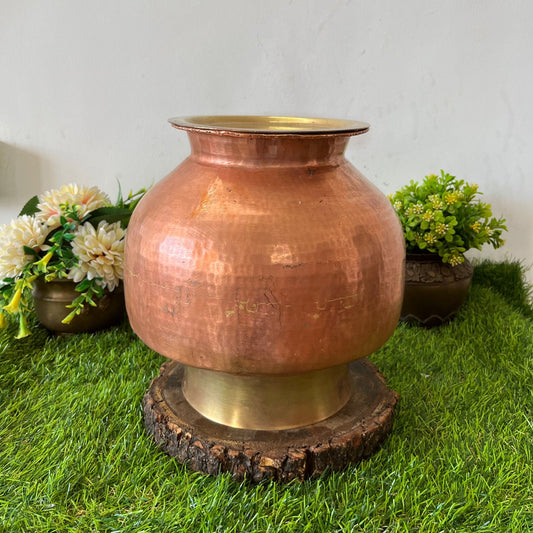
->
[0, 183, 147, 338]
[389, 171, 507, 266]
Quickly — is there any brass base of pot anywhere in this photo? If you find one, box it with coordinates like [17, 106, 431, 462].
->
[182, 364, 352, 430]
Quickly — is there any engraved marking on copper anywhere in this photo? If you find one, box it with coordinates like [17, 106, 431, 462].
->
[316, 292, 358, 311]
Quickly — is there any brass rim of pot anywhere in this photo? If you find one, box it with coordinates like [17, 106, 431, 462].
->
[181, 363, 353, 430]
[169, 115, 370, 136]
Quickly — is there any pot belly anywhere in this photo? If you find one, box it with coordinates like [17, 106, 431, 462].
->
[125, 159, 404, 375]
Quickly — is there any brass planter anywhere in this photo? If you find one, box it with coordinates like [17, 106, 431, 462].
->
[33, 278, 125, 334]
[124, 115, 405, 430]
[401, 254, 474, 327]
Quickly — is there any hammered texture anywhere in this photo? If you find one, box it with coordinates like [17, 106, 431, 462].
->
[124, 128, 405, 375]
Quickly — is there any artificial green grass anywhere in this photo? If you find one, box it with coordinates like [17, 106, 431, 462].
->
[1, 261, 532, 532]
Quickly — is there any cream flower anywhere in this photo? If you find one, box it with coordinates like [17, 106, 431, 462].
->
[0, 215, 48, 281]
[36, 183, 110, 228]
[67, 221, 125, 290]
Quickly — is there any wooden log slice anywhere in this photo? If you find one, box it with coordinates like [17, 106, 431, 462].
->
[143, 359, 398, 483]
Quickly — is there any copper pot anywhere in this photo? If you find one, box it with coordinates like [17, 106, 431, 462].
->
[124, 116, 405, 429]
[33, 278, 125, 334]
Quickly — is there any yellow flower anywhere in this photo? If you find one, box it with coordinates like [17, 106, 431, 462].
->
[422, 210, 434, 222]
[428, 195, 444, 209]
[3, 285, 23, 314]
[393, 201, 402, 210]
[444, 192, 458, 205]
[61, 309, 79, 325]
[435, 223, 449, 236]
[34, 251, 54, 271]
[424, 233, 437, 244]
[471, 221, 482, 233]
[67, 221, 125, 291]
[15, 313, 30, 339]
[412, 203, 424, 215]
[449, 254, 464, 266]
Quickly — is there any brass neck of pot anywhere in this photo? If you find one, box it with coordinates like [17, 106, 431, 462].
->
[182, 364, 352, 430]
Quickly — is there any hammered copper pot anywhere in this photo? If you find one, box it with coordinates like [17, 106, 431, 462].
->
[124, 116, 405, 430]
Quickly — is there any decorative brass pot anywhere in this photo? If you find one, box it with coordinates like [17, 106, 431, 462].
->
[124, 115, 405, 430]
[33, 278, 125, 334]
[401, 253, 474, 327]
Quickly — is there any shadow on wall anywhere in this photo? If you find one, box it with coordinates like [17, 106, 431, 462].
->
[0, 142, 47, 221]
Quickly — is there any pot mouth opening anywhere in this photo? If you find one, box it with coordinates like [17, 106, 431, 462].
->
[169, 115, 369, 136]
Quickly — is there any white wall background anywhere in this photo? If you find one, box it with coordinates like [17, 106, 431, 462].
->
[1, 0, 532, 283]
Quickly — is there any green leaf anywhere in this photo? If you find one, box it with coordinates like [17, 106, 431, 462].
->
[23, 246, 38, 257]
[116, 180, 124, 208]
[93, 285, 104, 298]
[83, 206, 132, 220]
[91, 213, 132, 228]
[75, 279, 92, 291]
[83, 207, 133, 228]
[18, 195, 40, 217]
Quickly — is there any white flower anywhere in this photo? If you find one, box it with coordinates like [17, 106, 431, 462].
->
[0, 215, 48, 281]
[36, 183, 110, 228]
[412, 203, 424, 215]
[67, 221, 125, 290]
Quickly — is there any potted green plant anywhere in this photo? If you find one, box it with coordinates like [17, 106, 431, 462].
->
[0, 183, 147, 337]
[389, 171, 507, 326]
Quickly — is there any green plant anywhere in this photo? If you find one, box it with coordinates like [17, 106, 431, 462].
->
[0, 183, 147, 338]
[389, 171, 507, 265]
